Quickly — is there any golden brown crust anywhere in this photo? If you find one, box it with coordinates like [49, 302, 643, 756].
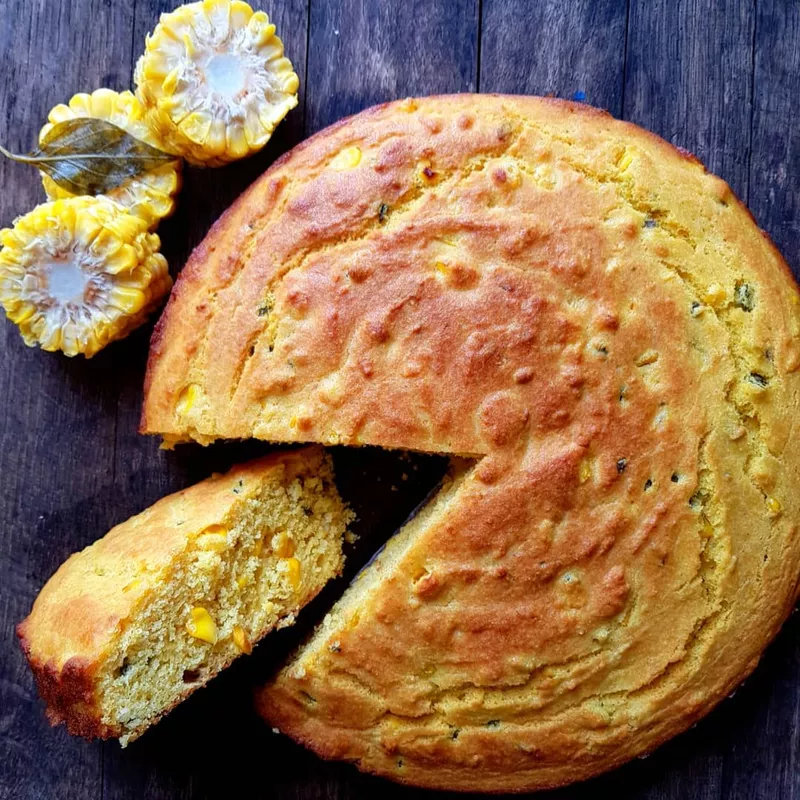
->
[142, 94, 800, 791]
[257, 621, 769, 793]
[16, 630, 117, 740]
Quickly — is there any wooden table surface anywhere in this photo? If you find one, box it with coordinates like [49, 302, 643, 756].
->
[1, 1, 799, 798]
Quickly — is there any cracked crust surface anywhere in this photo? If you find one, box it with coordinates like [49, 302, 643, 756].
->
[142, 95, 800, 791]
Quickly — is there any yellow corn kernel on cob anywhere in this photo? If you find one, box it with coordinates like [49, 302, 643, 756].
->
[134, 0, 299, 166]
[0, 197, 172, 357]
[39, 89, 181, 229]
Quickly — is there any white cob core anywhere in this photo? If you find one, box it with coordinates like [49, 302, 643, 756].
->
[205, 53, 247, 98]
[20, 247, 114, 340]
[43, 258, 92, 305]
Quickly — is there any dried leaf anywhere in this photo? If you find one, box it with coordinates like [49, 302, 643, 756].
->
[0, 118, 177, 196]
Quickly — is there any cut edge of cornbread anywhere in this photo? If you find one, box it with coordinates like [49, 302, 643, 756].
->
[257, 458, 473, 713]
[18, 447, 352, 745]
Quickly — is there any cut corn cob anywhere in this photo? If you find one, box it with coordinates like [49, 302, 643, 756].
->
[0, 197, 172, 357]
[134, 0, 299, 166]
[39, 89, 181, 229]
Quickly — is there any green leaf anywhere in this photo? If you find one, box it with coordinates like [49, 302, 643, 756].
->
[0, 118, 177, 196]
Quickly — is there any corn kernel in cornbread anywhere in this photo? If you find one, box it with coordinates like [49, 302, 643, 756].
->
[330, 146, 362, 170]
[272, 532, 295, 558]
[186, 607, 218, 643]
[232, 626, 252, 654]
[282, 557, 302, 589]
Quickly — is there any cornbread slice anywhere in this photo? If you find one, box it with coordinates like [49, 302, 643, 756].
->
[18, 446, 350, 745]
[141, 95, 800, 791]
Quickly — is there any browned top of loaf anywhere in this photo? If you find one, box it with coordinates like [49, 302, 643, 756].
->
[141, 95, 800, 791]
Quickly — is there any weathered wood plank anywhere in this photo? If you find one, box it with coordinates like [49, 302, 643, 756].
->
[305, 0, 479, 134]
[0, 2, 135, 799]
[480, 0, 628, 115]
[747, 0, 800, 275]
[624, 0, 755, 199]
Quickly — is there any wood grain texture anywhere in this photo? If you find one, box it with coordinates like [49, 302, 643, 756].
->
[0, 2, 133, 799]
[748, 0, 800, 268]
[624, 0, 755, 199]
[480, 0, 628, 114]
[1, 0, 799, 798]
[305, 0, 479, 133]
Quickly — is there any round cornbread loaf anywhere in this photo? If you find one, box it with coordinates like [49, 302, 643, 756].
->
[142, 95, 800, 791]
[18, 447, 350, 745]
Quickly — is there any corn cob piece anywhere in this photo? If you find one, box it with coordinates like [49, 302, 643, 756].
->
[135, 0, 299, 166]
[0, 197, 171, 357]
[39, 89, 181, 229]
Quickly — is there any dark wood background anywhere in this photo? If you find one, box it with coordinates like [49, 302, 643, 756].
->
[1, 0, 798, 798]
